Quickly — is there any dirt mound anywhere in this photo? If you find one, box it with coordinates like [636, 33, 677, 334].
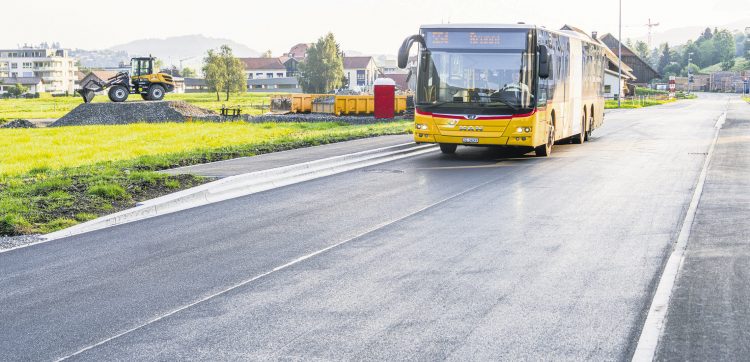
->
[1, 119, 36, 128]
[50, 101, 216, 127]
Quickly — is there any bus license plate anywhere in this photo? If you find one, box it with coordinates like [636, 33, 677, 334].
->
[462, 137, 479, 144]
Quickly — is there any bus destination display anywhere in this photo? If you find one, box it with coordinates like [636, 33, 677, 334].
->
[424, 31, 527, 50]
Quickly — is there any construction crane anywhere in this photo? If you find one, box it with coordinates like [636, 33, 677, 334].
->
[644, 18, 660, 49]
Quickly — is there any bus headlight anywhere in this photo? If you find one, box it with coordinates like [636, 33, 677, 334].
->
[416, 124, 428, 130]
[524, 127, 531, 133]
[516, 127, 523, 133]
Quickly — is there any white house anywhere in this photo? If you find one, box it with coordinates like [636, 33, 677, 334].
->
[0, 46, 78, 94]
[0, 77, 45, 95]
[241, 58, 289, 80]
[343, 56, 378, 92]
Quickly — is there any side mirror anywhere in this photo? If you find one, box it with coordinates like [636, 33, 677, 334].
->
[398, 35, 426, 69]
[538, 45, 550, 79]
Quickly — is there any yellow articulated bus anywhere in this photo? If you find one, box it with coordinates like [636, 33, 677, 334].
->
[398, 24, 606, 156]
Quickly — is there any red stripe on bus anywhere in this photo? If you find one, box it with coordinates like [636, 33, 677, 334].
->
[416, 108, 537, 120]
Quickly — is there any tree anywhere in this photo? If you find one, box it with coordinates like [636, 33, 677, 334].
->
[713, 29, 736, 69]
[7, 83, 29, 97]
[297, 32, 344, 93]
[202, 45, 246, 101]
[181, 67, 196, 78]
[634, 41, 650, 60]
[262, 50, 273, 58]
[699, 27, 713, 41]
[203, 50, 224, 101]
[154, 58, 164, 72]
[657, 43, 672, 74]
[662, 62, 682, 77]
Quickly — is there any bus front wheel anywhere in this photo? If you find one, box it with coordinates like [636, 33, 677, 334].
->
[439, 143, 457, 154]
[535, 125, 554, 157]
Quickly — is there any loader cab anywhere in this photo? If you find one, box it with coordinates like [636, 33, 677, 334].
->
[130, 57, 154, 77]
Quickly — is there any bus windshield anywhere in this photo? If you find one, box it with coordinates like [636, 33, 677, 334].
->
[416, 50, 535, 112]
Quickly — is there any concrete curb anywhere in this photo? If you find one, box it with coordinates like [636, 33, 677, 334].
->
[42, 142, 436, 242]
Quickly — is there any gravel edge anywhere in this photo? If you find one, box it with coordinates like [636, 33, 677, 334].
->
[0, 235, 44, 251]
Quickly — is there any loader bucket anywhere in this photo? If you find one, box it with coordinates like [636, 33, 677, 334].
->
[77, 89, 96, 103]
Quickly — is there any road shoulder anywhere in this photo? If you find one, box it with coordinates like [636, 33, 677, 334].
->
[656, 97, 750, 360]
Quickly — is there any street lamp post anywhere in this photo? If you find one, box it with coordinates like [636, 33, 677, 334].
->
[617, 0, 622, 108]
[687, 52, 693, 94]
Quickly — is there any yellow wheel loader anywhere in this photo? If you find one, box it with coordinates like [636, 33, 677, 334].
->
[77, 57, 175, 103]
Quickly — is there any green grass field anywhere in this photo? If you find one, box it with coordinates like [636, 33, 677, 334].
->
[0, 121, 411, 235]
[0, 92, 273, 120]
[605, 98, 677, 109]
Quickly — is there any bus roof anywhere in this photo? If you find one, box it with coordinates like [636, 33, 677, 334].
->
[420, 23, 536, 30]
[419, 23, 603, 46]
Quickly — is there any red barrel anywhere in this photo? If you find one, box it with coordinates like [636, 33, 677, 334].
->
[374, 78, 396, 119]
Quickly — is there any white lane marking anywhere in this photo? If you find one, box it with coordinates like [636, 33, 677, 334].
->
[55, 176, 501, 361]
[631, 111, 726, 361]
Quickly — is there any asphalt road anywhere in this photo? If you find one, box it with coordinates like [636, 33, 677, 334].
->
[0, 94, 731, 361]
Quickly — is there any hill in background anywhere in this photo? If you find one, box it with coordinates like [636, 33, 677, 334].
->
[109, 34, 259, 65]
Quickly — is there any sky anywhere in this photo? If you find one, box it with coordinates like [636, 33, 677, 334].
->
[3, 0, 749, 55]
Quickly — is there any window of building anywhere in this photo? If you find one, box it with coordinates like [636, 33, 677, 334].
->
[356, 70, 365, 86]
[277, 73, 284, 78]
[266, 73, 273, 78]
[11, 63, 18, 69]
[23, 62, 32, 69]
[604, 85, 612, 93]
[248, 73, 253, 79]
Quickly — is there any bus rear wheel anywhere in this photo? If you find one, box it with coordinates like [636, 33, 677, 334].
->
[572, 112, 585, 144]
[439, 143, 457, 154]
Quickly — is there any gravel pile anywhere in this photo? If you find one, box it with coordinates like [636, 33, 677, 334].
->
[249, 113, 409, 124]
[1, 119, 36, 128]
[50, 101, 216, 127]
[0, 234, 43, 250]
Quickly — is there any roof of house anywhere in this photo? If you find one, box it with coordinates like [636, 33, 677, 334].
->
[343, 56, 374, 69]
[380, 73, 409, 91]
[84, 70, 119, 82]
[241, 57, 286, 70]
[288, 43, 311, 58]
[599, 33, 660, 76]
[76, 71, 87, 82]
[0, 77, 43, 85]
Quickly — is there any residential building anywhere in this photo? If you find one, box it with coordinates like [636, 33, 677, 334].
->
[241, 57, 288, 80]
[0, 77, 45, 95]
[599, 34, 660, 85]
[184, 78, 209, 93]
[0, 45, 78, 94]
[343, 56, 378, 92]
[247, 77, 302, 93]
[375, 58, 406, 75]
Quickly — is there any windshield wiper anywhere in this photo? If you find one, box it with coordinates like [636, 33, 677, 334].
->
[476, 100, 520, 112]
[415, 101, 454, 108]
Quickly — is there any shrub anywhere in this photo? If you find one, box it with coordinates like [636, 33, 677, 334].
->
[164, 179, 181, 189]
[88, 183, 128, 200]
[29, 177, 72, 196]
[0, 214, 32, 236]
